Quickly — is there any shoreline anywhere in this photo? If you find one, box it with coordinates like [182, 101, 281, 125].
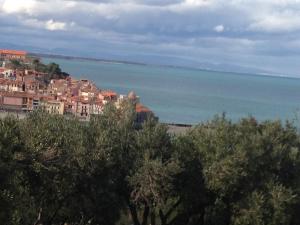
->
[33, 52, 300, 80]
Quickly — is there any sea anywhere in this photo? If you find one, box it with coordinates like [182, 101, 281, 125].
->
[43, 57, 300, 125]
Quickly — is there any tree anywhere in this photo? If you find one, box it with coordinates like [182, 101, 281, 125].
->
[189, 116, 300, 225]
[1, 109, 300, 225]
[18, 110, 121, 225]
[27, 59, 70, 83]
[9, 59, 21, 69]
[32, 58, 40, 71]
[0, 116, 35, 225]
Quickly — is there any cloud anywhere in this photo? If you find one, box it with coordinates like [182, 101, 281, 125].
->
[0, 0, 300, 75]
[214, 24, 224, 33]
[249, 14, 300, 33]
[45, 20, 67, 31]
[22, 18, 72, 31]
[2, 0, 36, 14]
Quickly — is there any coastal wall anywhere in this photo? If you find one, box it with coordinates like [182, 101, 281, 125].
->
[164, 123, 192, 134]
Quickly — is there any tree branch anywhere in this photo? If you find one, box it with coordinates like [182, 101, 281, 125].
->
[165, 198, 181, 219]
[33, 207, 42, 225]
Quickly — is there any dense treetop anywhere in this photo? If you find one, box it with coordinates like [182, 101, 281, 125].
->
[0, 103, 300, 225]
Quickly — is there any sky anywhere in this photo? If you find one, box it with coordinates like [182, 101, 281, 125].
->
[0, 0, 300, 76]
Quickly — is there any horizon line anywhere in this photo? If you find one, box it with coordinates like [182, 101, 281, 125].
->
[29, 52, 300, 80]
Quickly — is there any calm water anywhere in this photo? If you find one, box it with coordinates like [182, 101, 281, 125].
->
[43, 57, 300, 124]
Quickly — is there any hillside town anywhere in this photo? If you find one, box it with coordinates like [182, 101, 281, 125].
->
[0, 49, 152, 122]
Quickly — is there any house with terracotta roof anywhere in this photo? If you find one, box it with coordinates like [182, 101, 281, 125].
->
[135, 103, 153, 123]
[99, 90, 118, 104]
[0, 49, 27, 61]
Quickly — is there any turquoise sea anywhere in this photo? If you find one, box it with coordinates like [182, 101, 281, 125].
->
[43, 57, 300, 125]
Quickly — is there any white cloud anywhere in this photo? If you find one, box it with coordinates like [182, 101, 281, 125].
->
[2, 0, 36, 14]
[214, 24, 224, 32]
[45, 20, 67, 31]
[184, 0, 212, 6]
[249, 14, 300, 33]
[22, 18, 69, 31]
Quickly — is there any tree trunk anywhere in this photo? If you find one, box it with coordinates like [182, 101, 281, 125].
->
[150, 209, 156, 225]
[129, 204, 141, 225]
[141, 204, 150, 225]
[159, 209, 167, 225]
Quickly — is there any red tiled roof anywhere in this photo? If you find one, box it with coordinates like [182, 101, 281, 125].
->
[0, 91, 35, 98]
[136, 103, 151, 113]
[0, 79, 8, 85]
[0, 49, 27, 56]
[101, 90, 117, 97]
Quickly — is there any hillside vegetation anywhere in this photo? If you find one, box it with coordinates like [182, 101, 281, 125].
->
[7, 58, 69, 83]
[1, 103, 300, 225]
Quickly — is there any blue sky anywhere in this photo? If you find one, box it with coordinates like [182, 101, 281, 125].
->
[0, 0, 300, 76]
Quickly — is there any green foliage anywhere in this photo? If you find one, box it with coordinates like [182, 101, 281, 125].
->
[6, 57, 69, 83]
[33, 60, 69, 83]
[9, 59, 24, 70]
[190, 116, 300, 225]
[1, 110, 300, 225]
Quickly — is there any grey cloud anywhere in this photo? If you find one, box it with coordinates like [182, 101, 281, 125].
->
[0, 0, 300, 75]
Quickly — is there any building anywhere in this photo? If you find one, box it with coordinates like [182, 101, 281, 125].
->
[7, 80, 23, 92]
[1, 69, 15, 79]
[42, 100, 64, 115]
[64, 102, 74, 114]
[89, 100, 103, 115]
[0, 91, 38, 112]
[0, 67, 5, 75]
[75, 99, 90, 118]
[24, 80, 40, 94]
[135, 103, 153, 123]
[0, 49, 27, 61]
[99, 90, 118, 104]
